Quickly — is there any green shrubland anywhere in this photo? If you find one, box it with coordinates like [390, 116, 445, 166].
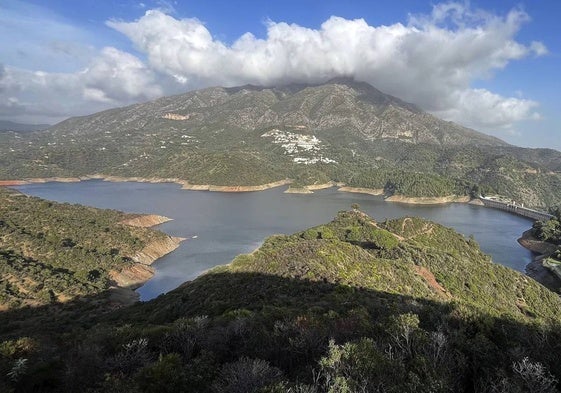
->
[0, 188, 167, 309]
[2, 209, 561, 392]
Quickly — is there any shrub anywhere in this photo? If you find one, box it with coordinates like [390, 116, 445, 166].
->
[212, 357, 282, 393]
[134, 353, 188, 393]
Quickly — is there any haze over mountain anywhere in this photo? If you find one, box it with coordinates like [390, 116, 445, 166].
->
[1, 79, 561, 208]
[0, 120, 50, 133]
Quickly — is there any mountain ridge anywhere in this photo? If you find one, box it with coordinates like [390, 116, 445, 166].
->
[1, 78, 560, 208]
[46, 77, 506, 146]
[0, 120, 50, 133]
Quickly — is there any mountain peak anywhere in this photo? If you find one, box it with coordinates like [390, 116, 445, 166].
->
[4, 78, 561, 208]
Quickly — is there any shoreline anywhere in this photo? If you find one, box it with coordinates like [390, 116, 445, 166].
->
[110, 237, 185, 305]
[108, 213, 186, 306]
[181, 179, 292, 192]
[284, 181, 340, 194]
[120, 214, 173, 228]
[517, 230, 561, 293]
[0, 175, 483, 207]
[337, 186, 385, 196]
[0, 176, 553, 217]
[6, 176, 558, 299]
[110, 214, 186, 305]
[0, 175, 293, 193]
[385, 195, 471, 205]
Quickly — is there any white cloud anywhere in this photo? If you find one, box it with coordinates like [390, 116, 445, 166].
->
[0, 48, 162, 123]
[105, 4, 545, 130]
[0, 1, 547, 132]
[81, 47, 162, 103]
[432, 88, 540, 130]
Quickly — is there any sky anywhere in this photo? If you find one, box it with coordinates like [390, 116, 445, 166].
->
[1, 0, 560, 150]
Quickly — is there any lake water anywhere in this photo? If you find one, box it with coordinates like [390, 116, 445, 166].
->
[15, 180, 535, 301]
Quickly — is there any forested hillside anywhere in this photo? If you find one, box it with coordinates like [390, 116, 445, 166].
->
[2, 210, 560, 392]
[0, 188, 175, 310]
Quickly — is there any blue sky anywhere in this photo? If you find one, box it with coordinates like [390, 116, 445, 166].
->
[1, 0, 560, 150]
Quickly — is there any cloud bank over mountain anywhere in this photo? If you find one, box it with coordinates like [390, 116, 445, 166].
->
[0, 2, 546, 132]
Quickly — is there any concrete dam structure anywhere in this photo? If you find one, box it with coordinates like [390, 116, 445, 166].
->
[479, 197, 553, 221]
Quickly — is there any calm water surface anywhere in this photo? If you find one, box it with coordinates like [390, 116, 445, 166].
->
[15, 180, 535, 300]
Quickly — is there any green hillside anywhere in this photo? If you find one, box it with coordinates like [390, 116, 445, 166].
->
[2, 210, 560, 392]
[1, 79, 561, 209]
[0, 187, 169, 310]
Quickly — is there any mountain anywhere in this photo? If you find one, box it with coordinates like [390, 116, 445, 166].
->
[1, 78, 561, 208]
[2, 210, 561, 392]
[42, 78, 506, 146]
[0, 187, 181, 310]
[0, 120, 50, 133]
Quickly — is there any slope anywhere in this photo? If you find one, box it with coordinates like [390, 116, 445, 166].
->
[0, 188, 181, 310]
[2, 211, 561, 392]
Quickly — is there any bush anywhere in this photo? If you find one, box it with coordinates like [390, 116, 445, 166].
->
[134, 353, 188, 393]
[212, 357, 282, 393]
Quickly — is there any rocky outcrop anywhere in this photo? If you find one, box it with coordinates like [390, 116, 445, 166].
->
[120, 214, 172, 228]
[162, 113, 190, 120]
[108, 235, 185, 305]
[518, 230, 561, 292]
[109, 264, 155, 290]
[518, 230, 558, 255]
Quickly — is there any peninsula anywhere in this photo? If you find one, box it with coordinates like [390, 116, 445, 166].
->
[0, 187, 183, 310]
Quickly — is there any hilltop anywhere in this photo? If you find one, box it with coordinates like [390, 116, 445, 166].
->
[2, 210, 560, 392]
[1, 78, 561, 208]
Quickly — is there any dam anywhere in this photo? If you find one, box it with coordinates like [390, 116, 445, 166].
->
[479, 197, 553, 221]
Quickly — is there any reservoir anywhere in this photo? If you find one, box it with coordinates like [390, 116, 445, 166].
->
[15, 180, 535, 300]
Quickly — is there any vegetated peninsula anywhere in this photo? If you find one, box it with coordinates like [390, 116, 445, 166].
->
[0, 187, 182, 310]
[2, 210, 561, 392]
[1, 78, 561, 209]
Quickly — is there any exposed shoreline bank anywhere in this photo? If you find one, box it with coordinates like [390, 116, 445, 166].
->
[517, 230, 561, 293]
[1, 176, 474, 206]
[337, 186, 384, 196]
[284, 182, 340, 194]
[0, 175, 293, 193]
[385, 195, 470, 204]
[109, 214, 186, 306]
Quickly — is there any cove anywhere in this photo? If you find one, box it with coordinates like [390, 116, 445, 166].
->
[15, 180, 535, 301]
